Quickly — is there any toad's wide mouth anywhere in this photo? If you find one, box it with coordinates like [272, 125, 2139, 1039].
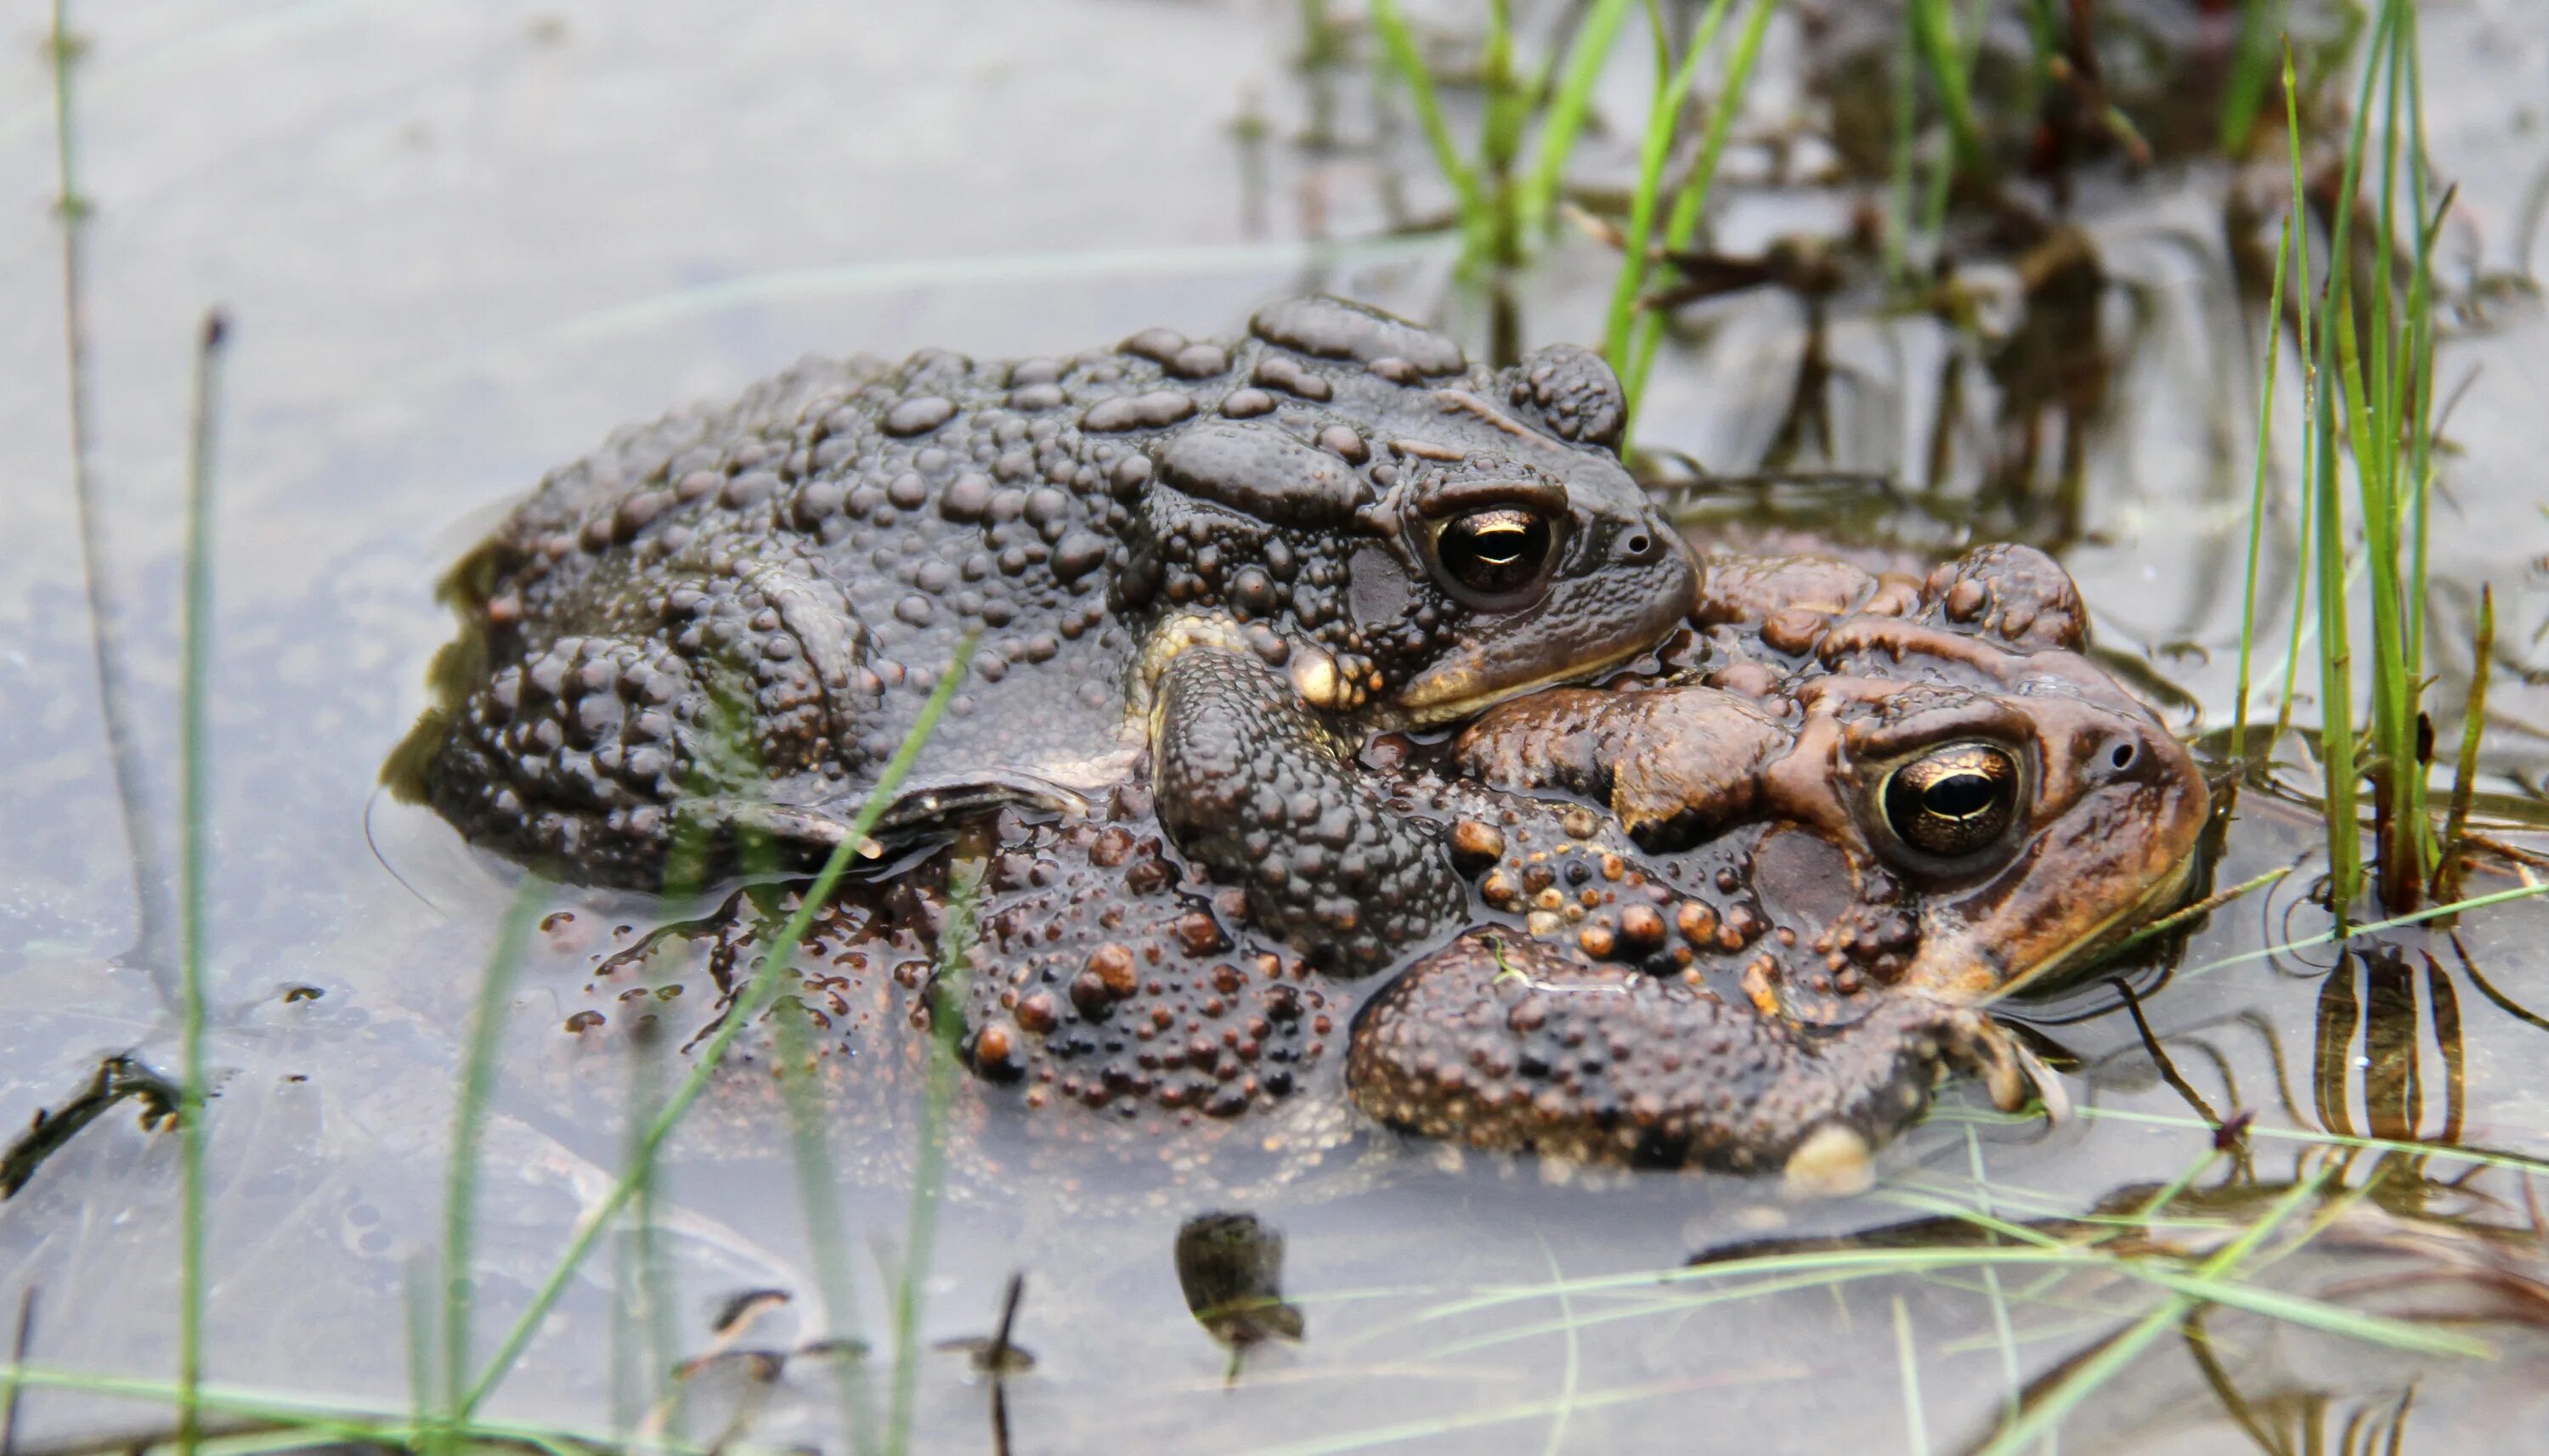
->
[1393, 558, 1696, 724]
[1984, 843, 2203, 1002]
[1389, 631, 1664, 727]
[1897, 790, 2208, 1007]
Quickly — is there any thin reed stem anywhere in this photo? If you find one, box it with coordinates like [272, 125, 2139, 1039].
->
[885, 855, 985, 1456]
[2432, 586, 2494, 906]
[434, 883, 545, 1455]
[176, 310, 231, 1456]
[52, 0, 176, 991]
[2231, 211, 2297, 765]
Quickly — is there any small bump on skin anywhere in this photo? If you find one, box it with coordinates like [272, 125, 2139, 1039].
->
[883, 396, 956, 437]
[1289, 646, 1342, 712]
[1448, 820, 1506, 876]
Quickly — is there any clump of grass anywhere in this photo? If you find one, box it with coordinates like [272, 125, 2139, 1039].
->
[2236, 3, 2472, 923]
[1600, 0, 1779, 443]
[1367, 0, 1637, 283]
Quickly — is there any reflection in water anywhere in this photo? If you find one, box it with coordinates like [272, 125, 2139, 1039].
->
[1685, 1163, 2547, 1453]
[2180, 1323, 2419, 1456]
[930, 1273, 1032, 1456]
[2313, 945, 2464, 1149]
[0, 1055, 181, 1200]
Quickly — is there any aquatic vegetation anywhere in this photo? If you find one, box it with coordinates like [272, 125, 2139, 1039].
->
[1367, 0, 1636, 277]
[175, 310, 229, 1456]
[1609, 0, 1778, 440]
[2237, 3, 2463, 919]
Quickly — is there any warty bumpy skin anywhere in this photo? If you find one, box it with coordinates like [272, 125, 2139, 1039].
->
[391, 297, 1697, 966]
[1150, 646, 1466, 973]
[1346, 931, 2026, 1177]
[536, 541, 2199, 1186]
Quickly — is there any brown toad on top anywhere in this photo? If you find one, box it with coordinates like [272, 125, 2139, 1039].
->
[390, 297, 1694, 973]
[568, 542, 2207, 1190]
[1350, 542, 2207, 1182]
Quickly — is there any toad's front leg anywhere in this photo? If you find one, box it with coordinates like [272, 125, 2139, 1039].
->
[1149, 646, 1464, 976]
[1348, 931, 2043, 1190]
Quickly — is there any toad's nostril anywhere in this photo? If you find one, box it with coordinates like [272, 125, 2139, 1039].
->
[1624, 532, 1652, 557]
[2109, 742, 2136, 771]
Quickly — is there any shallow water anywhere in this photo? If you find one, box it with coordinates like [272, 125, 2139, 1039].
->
[5, 1, 2549, 1452]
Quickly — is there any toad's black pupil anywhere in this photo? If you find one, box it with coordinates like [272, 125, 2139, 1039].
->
[1442, 509, 1551, 595]
[1923, 772, 1998, 819]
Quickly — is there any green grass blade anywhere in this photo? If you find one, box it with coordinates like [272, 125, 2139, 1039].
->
[2433, 586, 2493, 904]
[1623, 0, 1778, 432]
[884, 852, 981, 1456]
[462, 636, 979, 1416]
[2270, 42, 2320, 751]
[2218, 0, 2276, 154]
[1369, 0, 1483, 226]
[2311, 308, 2364, 917]
[1914, 0, 1990, 251]
[1601, 0, 1739, 374]
[2077, 1106, 2549, 1181]
[2230, 210, 2297, 765]
[435, 880, 545, 1454]
[1518, 0, 1636, 241]
[400, 1261, 432, 1455]
[2401, 10, 2438, 696]
[176, 309, 230, 1456]
[2132, 1269, 2487, 1358]
[1907, 0, 1981, 175]
[2173, 879, 2549, 984]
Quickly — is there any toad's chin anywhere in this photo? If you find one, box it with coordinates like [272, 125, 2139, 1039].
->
[1998, 845, 2204, 997]
[1391, 634, 1656, 727]
[1904, 845, 2203, 1007]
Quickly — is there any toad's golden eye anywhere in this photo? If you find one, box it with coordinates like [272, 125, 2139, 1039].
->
[1881, 743, 2022, 859]
[1433, 507, 1559, 608]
